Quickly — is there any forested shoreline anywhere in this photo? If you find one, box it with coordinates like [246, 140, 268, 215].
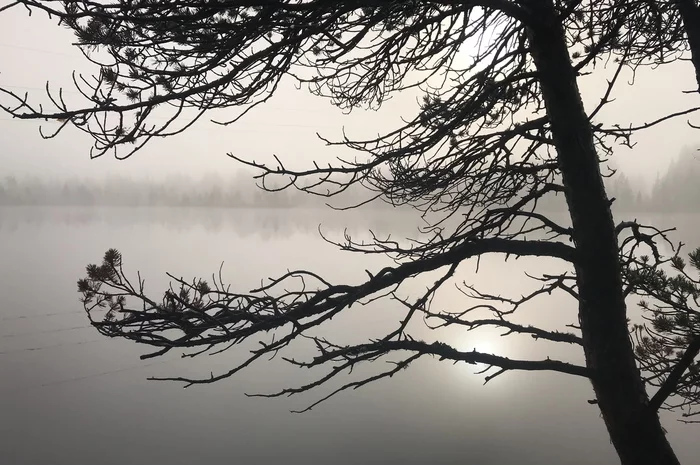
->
[0, 171, 389, 209]
[2, 147, 699, 212]
[604, 146, 700, 212]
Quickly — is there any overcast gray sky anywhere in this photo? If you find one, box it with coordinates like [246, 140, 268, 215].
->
[1, 6, 699, 188]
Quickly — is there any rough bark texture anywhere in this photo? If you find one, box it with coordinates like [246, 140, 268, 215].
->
[675, 0, 700, 91]
[526, 1, 680, 464]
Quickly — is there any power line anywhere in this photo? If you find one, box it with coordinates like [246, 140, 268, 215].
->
[0, 83, 376, 119]
[4, 357, 181, 395]
[0, 337, 103, 355]
[0, 309, 86, 322]
[40, 360, 170, 388]
[0, 323, 94, 339]
[0, 42, 84, 59]
[0, 86, 335, 116]
[0, 116, 342, 129]
[0, 84, 81, 94]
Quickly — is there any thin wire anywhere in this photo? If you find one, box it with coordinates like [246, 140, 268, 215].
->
[0, 84, 333, 116]
[0, 42, 85, 59]
[1, 84, 81, 95]
[0, 309, 85, 322]
[37, 359, 173, 389]
[0, 323, 94, 339]
[0, 117, 343, 129]
[0, 337, 103, 355]
[3, 358, 181, 395]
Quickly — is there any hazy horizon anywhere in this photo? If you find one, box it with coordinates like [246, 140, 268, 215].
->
[4, 146, 700, 212]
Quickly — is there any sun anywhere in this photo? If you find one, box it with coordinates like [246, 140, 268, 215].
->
[471, 338, 499, 356]
[452, 332, 505, 359]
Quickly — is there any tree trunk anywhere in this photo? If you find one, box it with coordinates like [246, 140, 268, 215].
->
[675, 0, 700, 91]
[525, 2, 680, 464]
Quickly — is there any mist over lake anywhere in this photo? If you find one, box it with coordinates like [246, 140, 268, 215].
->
[0, 206, 697, 465]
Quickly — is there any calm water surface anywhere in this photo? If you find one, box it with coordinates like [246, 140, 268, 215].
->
[0, 207, 697, 464]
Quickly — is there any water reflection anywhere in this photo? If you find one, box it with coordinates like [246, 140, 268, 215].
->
[0, 206, 422, 238]
[0, 207, 696, 465]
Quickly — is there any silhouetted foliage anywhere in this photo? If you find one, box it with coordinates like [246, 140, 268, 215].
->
[5, 1, 700, 463]
[630, 246, 700, 422]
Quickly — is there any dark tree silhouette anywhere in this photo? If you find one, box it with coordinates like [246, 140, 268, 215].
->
[631, 247, 700, 422]
[4, 1, 700, 464]
[626, 0, 700, 90]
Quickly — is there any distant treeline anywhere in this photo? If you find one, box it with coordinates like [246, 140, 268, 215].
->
[1, 148, 698, 212]
[0, 172, 391, 209]
[518, 147, 700, 214]
[604, 147, 700, 213]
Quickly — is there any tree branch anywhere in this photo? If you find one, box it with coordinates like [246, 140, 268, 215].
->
[647, 338, 700, 413]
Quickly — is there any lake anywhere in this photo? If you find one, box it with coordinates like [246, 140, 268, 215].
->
[0, 206, 697, 464]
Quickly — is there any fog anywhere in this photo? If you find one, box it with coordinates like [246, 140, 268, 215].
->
[2, 147, 700, 212]
[1, 5, 700, 186]
[2, 4, 700, 465]
[0, 207, 697, 465]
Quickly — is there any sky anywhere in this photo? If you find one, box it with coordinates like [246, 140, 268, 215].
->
[1, 6, 700, 189]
